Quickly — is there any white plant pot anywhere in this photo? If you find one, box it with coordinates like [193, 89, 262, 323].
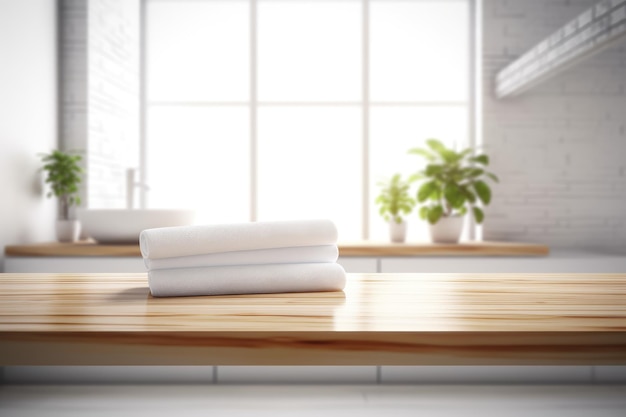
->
[429, 216, 463, 244]
[389, 219, 407, 243]
[56, 219, 81, 243]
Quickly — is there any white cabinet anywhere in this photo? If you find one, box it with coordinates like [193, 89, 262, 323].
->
[7, 256, 378, 274]
[4, 257, 146, 273]
[381, 252, 626, 273]
[7, 251, 626, 274]
[342, 251, 626, 274]
[4, 365, 623, 384]
[337, 257, 378, 273]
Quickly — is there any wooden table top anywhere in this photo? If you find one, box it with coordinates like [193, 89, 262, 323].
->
[1, 272, 624, 365]
[4, 241, 549, 257]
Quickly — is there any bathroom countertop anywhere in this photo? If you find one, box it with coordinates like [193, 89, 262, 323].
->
[0, 272, 623, 365]
[4, 241, 549, 257]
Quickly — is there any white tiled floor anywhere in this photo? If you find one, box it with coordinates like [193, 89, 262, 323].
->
[594, 366, 626, 384]
[2, 366, 215, 384]
[1, 385, 625, 417]
[216, 366, 376, 384]
[381, 366, 592, 384]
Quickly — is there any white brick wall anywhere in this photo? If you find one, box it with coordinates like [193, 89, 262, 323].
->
[482, 0, 626, 251]
[60, 0, 140, 209]
[60, 0, 88, 207]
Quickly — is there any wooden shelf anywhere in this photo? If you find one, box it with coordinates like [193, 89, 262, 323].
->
[4, 241, 549, 257]
[4, 241, 142, 257]
[1, 272, 624, 365]
[338, 241, 549, 256]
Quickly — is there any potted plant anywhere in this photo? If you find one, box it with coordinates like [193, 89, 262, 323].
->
[408, 138, 498, 243]
[40, 150, 84, 242]
[375, 173, 415, 243]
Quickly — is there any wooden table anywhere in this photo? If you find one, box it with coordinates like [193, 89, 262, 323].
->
[0, 273, 624, 365]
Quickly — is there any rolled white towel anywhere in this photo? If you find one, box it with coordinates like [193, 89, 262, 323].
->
[140, 219, 338, 260]
[148, 262, 346, 297]
[144, 244, 338, 270]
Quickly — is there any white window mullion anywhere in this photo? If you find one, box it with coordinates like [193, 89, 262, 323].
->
[362, 0, 370, 240]
[250, 0, 258, 222]
[471, 0, 481, 241]
[140, 0, 147, 209]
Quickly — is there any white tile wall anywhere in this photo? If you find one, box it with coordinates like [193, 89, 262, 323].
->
[482, 0, 626, 252]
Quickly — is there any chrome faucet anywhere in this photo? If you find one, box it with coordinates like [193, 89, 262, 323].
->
[126, 168, 149, 209]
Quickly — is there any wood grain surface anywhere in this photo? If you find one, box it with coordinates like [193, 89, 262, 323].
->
[338, 241, 549, 256]
[4, 241, 142, 257]
[0, 272, 624, 365]
[4, 241, 549, 257]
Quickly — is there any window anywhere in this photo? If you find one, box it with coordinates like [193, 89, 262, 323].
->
[145, 0, 470, 241]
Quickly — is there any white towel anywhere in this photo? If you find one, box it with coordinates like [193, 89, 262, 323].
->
[140, 219, 338, 260]
[144, 245, 338, 270]
[148, 262, 346, 297]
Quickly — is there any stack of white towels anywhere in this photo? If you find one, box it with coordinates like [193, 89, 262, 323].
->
[139, 219, 346, 297]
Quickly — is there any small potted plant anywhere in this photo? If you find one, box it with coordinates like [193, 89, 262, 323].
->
[408, 138, 498, 243]
[40, 150, 84, 242]
[375, 173, 415, 243]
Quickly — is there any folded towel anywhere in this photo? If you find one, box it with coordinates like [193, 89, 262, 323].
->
[144, 244, 338, 270]
[148, 262, 346, 297]
[140, 219, 338, 260]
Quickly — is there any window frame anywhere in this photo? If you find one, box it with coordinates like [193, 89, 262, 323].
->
[140, 0, 477, 241]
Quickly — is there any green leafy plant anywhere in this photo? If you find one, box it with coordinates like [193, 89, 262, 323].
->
[408, 138, 498, 225]
[40, 150, 83, 220]
[375, 173, 415, 224]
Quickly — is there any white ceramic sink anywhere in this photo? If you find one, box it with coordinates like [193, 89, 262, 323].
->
[77, 209, 195, 244]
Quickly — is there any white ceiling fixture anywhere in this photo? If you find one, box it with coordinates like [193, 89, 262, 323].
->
[496, 0, 626, 99]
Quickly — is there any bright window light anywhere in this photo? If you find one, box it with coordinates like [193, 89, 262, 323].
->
[258, 0, 361, 101]
[146, 106, 250, 224]
[147, 0, 249, 102]
[371, 0, 469, 102]
[257, 107, 362, 239]
[145, 0, 470, 242]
